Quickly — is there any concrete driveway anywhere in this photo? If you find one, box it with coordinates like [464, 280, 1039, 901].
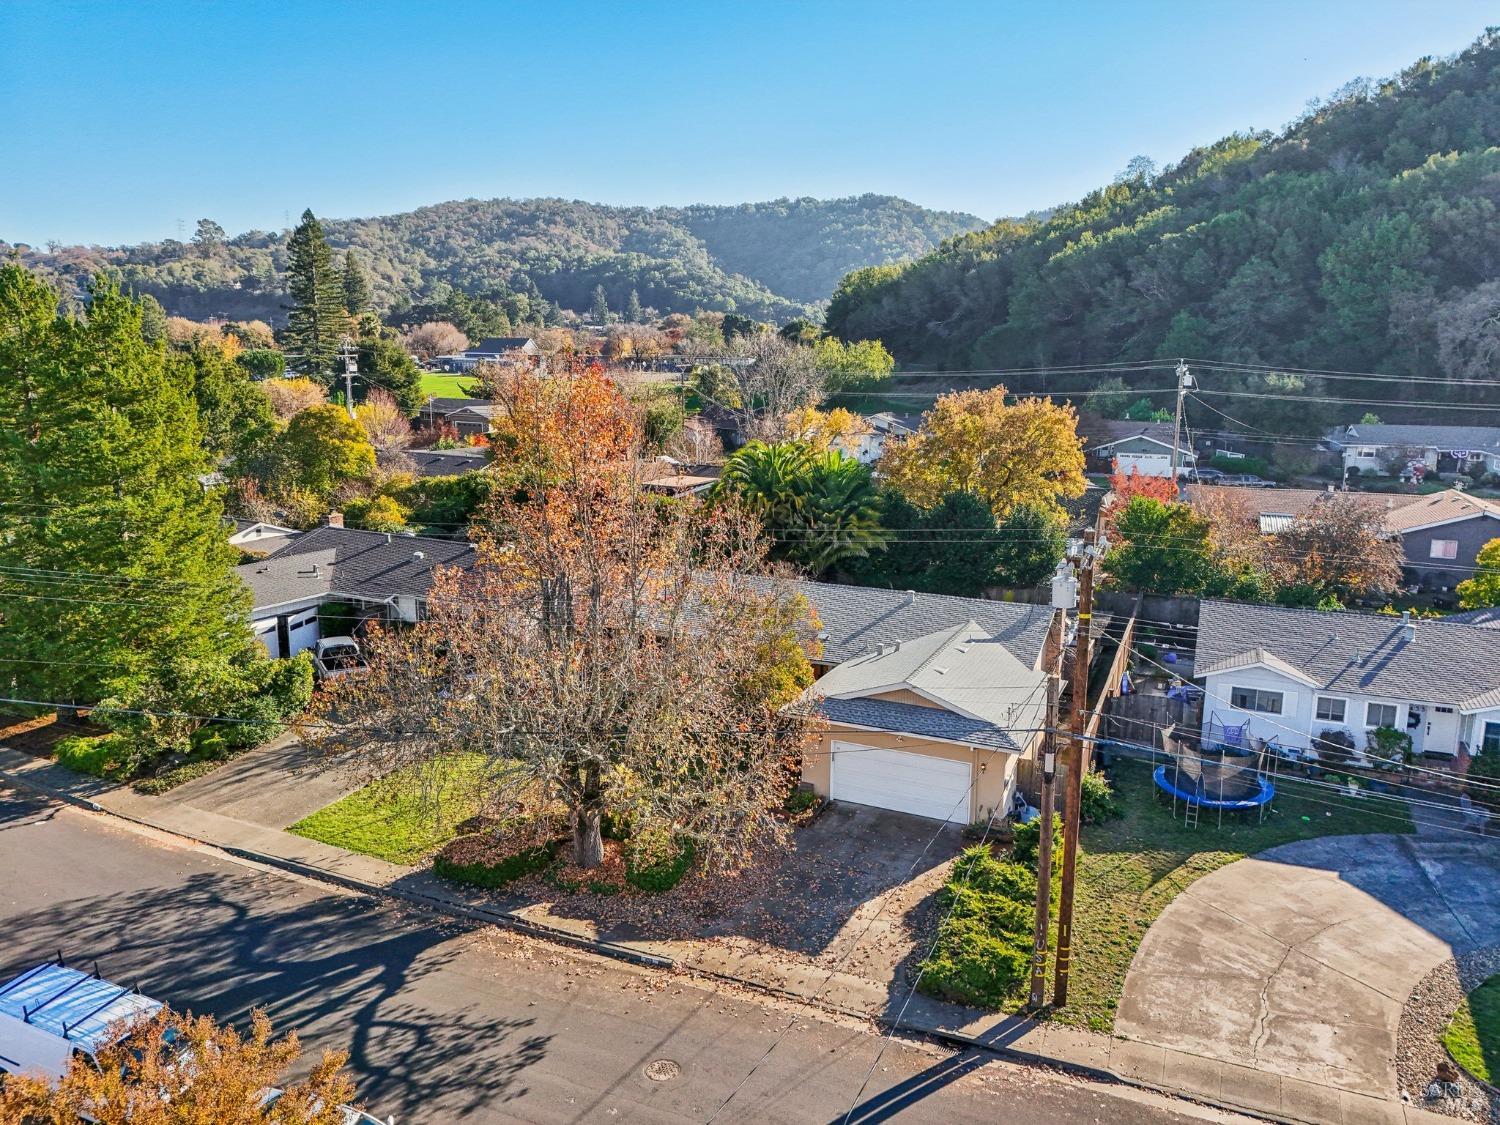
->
[162, 736, 363, 829]
[1115, 833, 1500, 1097]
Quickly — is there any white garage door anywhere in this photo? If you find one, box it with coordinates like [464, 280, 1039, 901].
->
[287, 610, 320, 656]
[829, 742, 972, 823]
[252, 618, 282, 660]
[1114, 451, 1172, 478]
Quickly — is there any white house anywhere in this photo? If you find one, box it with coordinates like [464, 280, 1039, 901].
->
[1081, 419, 1196, 478]
[237, 522, 476, 658]
[1194, 600, 1500, 762]
[1326, 423, 1500, 480]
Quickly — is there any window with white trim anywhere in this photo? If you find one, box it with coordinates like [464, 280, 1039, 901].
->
[1230, 686, 1283, 714]
[1366, 702, 1398, 729]
[1315, 697, 1346, 723]
[1429, 539, 1459, 560]
[1485, 722, 1500, 756]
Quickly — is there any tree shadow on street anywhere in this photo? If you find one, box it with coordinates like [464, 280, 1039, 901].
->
[0, 870, 549, 1118]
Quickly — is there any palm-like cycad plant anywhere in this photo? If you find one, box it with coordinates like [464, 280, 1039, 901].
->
[713, 441, 887, 575]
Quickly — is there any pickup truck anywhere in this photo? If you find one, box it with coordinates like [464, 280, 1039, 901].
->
[312, 636, 367, 680]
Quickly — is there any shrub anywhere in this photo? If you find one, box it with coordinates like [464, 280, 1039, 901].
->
[53, 733, 131, 778]
[918, 916, 1030, 1007]
[191, 730, 230, 761]
[624, 830, 695, 893]
[1009, 815, 1061, 875]
[433, 833, 560, 888]
[1314, 728, 1357, 766]
[1467, 751, 1500, 812]
[1366, 725, 1414, 768]
[1210, 453, 1272, 478]
[134, 760, 221, 795]
[1080, 770, 1121, 823]
[784, 788, 820, 815]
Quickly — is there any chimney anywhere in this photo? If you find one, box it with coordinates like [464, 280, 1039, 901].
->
[324, 511, 344, 528]
[1401, 609, 1416, 643]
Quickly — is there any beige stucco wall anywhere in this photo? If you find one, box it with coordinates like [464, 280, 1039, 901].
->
[804, 725, 1037, 824]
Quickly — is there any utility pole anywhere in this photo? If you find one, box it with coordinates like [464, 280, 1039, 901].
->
[340, 338, 357, 419]
[1028, 600, 1069, 1009]
[1170, 359, 1193, 485]
[1054, 526, 1100, 1008]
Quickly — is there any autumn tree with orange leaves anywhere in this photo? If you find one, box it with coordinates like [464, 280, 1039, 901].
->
[0, 1008, 357, 1125]
[304, 364, 819, 871]
[1103, 461, 1179, 533]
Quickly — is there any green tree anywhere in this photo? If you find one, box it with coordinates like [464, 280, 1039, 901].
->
[355, 334, 424, 417]
[342, 249, 372, 317]
[778, 318, 821, 345]
[692, 363, 742, 408]
[915, 491, 1004, 596]
[1457, 539, 1500, 609]
[0, 266, 253, 707]
[284, 210, 348, 379]
[177, 345, 276, 460]
[625, 288, 643, 323]
[1105, 498, 1221, 595]
[722, 312, 759, 341]
[813, 336, 895, 394]
[237, 347, 286, 380]
[271, 403, 375, 497]
[992, 502, 1066, 588]
[590, 284, 610, 323]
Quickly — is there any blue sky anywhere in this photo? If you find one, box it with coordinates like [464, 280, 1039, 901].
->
[1, 0, 1493, 246]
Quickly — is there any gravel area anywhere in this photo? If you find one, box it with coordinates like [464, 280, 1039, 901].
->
[1397, 944, 1500, 1121]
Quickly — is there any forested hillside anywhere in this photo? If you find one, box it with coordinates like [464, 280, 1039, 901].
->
[5, 195, 983, 325]
[826, 32, 1500, 391]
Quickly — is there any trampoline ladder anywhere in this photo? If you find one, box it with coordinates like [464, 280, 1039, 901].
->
[1183, 799, 1200, 829]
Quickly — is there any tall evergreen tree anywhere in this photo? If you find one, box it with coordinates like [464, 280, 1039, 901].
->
[590, 284, 610, 323]
[0, 266, 253, 705]
[625, 288, 643, 324]
[284, 210, 347, 380]
[342, 249, 372, 317]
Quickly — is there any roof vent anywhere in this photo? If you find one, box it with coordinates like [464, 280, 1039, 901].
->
[413, 551, 426, 561]
[1401, 609, 1416, 642]
[904, 589, 917, 605]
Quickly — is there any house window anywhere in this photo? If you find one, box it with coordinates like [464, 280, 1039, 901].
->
[1357, 448, 1376, 458]
[1485, 722, 1500, 756]
[1315, 697, 1346, 723]
[1366, 702, 1399, 729]
[1430, 539, 1459, 560]
[1230, 686, 1283, 714]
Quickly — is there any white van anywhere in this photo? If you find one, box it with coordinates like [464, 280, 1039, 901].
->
[0, 961, 164, 1083]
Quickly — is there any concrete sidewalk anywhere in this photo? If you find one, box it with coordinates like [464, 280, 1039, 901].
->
[0, 747, 1456, 1125]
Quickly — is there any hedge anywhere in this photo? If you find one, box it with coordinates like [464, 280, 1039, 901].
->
[54, 734, 130, 778]
[433, 833, 560, 889]
[917, 836, 1060, 1009]
[134, 760, 221, 795]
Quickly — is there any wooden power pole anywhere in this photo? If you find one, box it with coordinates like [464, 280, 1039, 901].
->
[1053, 527, 1098, 1008]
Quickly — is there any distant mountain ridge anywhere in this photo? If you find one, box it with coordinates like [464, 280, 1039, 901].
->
[824, 31, 1500, 398]
[6, 194, 986, 325]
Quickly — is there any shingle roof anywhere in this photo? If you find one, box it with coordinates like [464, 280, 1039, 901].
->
[1328, 424, 1500, 453]
[420, 396, 493, 417]
[1381, 489, 1500, 533]
[1078, 416, 1178, 451]
[469, 336, 536, 354]
[813, 696, 1038, 751]
[405, 449, 488, 477]
[237, 525, 476, 611]
[1195, 599, 1500, 710]
[810, 620, 1046, 725]
[761, 579, 1054, 669]
[1444, 607, 1500, 629]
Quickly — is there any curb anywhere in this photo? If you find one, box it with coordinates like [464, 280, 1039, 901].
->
[0, 766, 672, 972]
[0, 764, 1347, 1124]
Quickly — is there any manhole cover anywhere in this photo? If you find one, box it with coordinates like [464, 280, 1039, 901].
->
[644, 1059, 681, 1082]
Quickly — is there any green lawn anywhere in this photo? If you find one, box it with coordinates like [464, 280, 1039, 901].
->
[1444, 972, 1500, 1083]
[1051, 759, 1415, 1031]
[288, 756, 488, 865]
[419, 372, 482, 399]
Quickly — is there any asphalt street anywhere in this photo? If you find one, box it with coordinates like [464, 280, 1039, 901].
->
[0, 785, 1242, 1124]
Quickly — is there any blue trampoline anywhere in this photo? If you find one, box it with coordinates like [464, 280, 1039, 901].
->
[1152, 765, 1274, 811]
[1153, 736, 1277, 827]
